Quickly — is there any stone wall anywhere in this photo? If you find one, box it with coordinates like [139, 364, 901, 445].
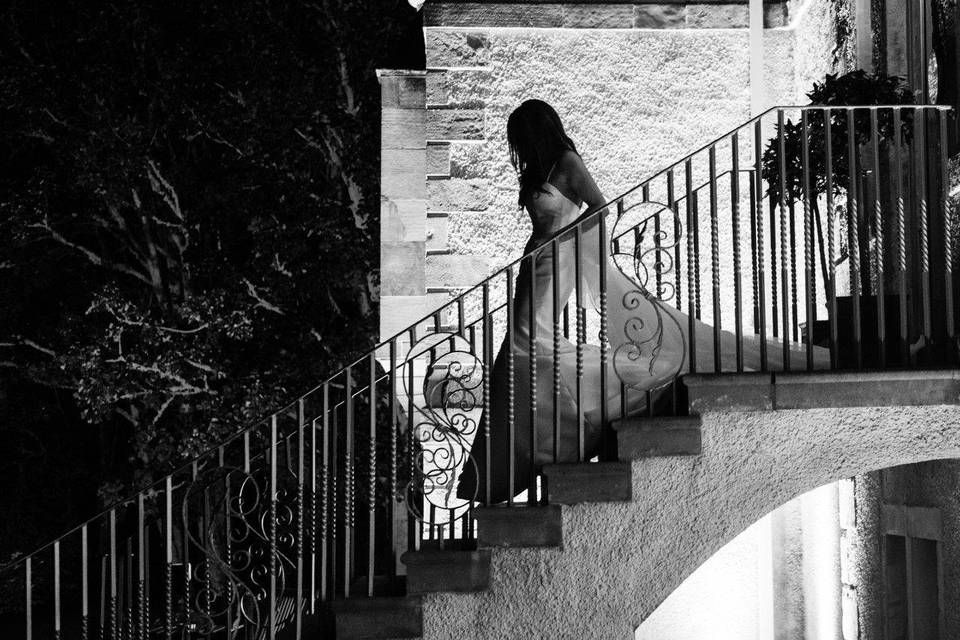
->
[380, 0, 848, 343]
[845, 461, 960, 639]
[418, 401, 960, 639]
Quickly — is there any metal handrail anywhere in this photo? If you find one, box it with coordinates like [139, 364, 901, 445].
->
[3, 104, 954, 640]
[4, 103, 951, 573]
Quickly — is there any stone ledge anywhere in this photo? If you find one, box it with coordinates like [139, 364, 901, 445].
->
[542, 461, 632, 503]
[423, 2, 789, 29]
[614, 416, 702, 457]
[684, 369, 960, 413]
[474, 504, 563, 547]
[331, 596, 423, 640]
[685, 372, 774, 413]
[401, 549, 491, 593]
[773, 370, 960, 409]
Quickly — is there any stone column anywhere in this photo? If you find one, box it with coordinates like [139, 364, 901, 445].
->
[377, 69, 428, 343]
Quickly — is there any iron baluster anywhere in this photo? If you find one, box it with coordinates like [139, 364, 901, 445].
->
[802, 110, 815, 370]
[870, 108, 886, 366]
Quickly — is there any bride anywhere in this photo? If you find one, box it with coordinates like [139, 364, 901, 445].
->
[456, 99, 812, 505]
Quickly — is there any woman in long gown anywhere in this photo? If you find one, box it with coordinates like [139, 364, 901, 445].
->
[457, 99, 813, 504]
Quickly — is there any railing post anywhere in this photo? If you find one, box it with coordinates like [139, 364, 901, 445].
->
[778, 109, 791, 370]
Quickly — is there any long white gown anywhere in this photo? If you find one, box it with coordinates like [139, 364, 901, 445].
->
[457, 180, 823, 503]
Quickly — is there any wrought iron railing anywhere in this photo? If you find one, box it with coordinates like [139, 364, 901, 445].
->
[1, 104, 954, 639]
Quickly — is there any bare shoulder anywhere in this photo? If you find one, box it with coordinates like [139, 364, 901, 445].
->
[555, 148, 585, 175]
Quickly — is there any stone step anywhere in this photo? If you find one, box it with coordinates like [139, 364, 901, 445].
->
[613, 416, 702, 458]
[331, 596, 422, 640]
[401, 549, 491, 594]
[473, 504, 562, 548]
[542, 461, 632, 504]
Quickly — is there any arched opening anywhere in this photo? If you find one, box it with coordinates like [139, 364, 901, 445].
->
[636, 458, 960, 640]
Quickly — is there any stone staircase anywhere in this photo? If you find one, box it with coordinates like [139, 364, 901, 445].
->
[329, 370, 960, 639]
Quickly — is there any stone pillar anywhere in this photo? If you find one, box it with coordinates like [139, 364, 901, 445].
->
[856, 0, 874, 71]
[377, 69, 428, 343]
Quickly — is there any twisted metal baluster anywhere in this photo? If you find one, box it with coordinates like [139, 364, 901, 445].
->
[917, 108, 931, 340]
[754, 118, 768, 370]
[528, 253, 538, 502]
[848, 109, 863, 367]
[893, 107, 908, 361]
[82, 525, 90, 640]
[685, 160, 697, 373]
[825, 108, 838, 368]
[778, 109, 791, 370]
[54, 542, 61, 640]
[801, 110, 814, 370]
[709, 145, 721, 372]
[870, 108, 886, 366]
[506, 267, 516, 504]
[940, 110, 954, 343]
[574, 226, 585, 459]
[731, 135, 743, 372]
[165, 477, 173, 640]
[269, 417, 278, 639]
[367, 354, 377, 597]
[482, 283, 492, 503]
[110, 509, 118, 640]
[296, 399, 306, 637]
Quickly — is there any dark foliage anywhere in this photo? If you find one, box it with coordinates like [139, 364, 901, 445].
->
[761, 70, 916, 203]
[0, 0, 424, 563]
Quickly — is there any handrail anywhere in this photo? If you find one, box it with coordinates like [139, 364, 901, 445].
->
[3, 103, 952, 588]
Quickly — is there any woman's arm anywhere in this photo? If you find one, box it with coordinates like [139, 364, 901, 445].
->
[557, 149, 611, 220]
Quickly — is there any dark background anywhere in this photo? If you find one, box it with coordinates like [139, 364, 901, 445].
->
[0, 0, 424, 567]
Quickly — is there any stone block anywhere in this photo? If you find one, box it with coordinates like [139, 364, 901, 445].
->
[542, 461, 632, 504]
[772, 370, 960, 409]
[426, 253, 491, 287]
[381, 198, 426, 243]
[425, 212, 449, 254]
[378, 71, 426, 109]
[381, 149, 426, 199]
[615, 416, 703, 457]
[401, 549, 491, 594]
[379, 294, 453, 341]
[426, 70, 449, 105]
[764, 1, 789, 27]
[425, 3, 564, 28]
[427, 108, 485, 141]
[428, 178, 490, 211]
[425, 29, 490, 67]
[562, 4, 634, 28]
[474, 505, 562, 548]
[331, 596, 422, 640]
[634, 3, 686, 28]
[426, 142, 451, 176]
[381, 241, 425, 296]
[687, 3, 749, 28]
[685, 372, 774, 412]
[382, 108, 425, 150]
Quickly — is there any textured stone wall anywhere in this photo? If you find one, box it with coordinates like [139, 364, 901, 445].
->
[846, 460, 960, 639]
[418, 404, 960, 639]
[379, 0, 847, 341]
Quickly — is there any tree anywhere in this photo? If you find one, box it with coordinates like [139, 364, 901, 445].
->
[0, 0, 423, 554]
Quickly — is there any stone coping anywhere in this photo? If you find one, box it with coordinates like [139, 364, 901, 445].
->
[424, 0, 790, 29]
[426, 0, 784, 4]
[685, 369, 960, 412]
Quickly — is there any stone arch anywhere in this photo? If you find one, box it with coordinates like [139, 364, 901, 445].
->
[421, 404, 960, 639]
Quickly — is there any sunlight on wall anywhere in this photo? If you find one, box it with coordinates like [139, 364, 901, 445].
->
[635, 481, 842, 640]
[635, 515, 769, 640]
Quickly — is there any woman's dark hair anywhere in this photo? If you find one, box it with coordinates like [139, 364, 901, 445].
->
[507, 99, 578, 209]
